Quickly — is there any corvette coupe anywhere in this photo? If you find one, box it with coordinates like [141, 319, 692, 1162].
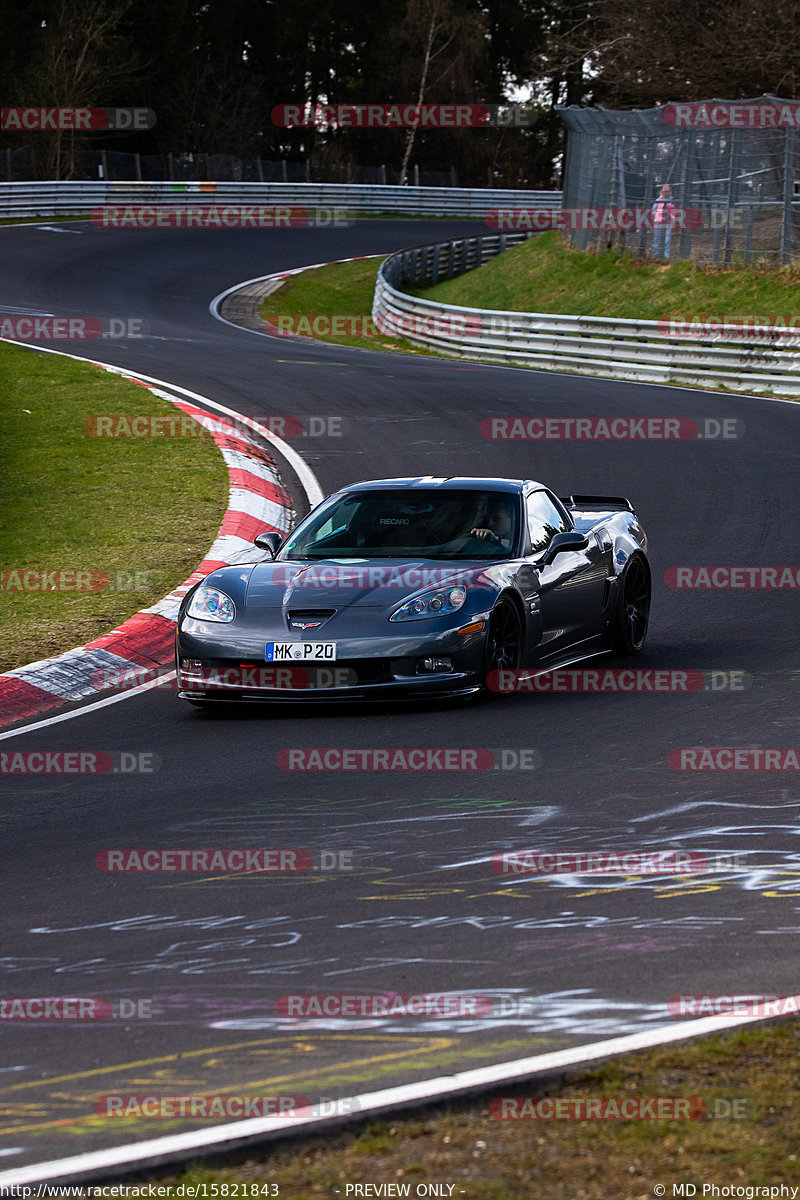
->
[175, 476, 650, 704]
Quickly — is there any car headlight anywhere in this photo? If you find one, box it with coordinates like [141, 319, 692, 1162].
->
[186, 585, 235, 623]
[390, 585, 467, 622]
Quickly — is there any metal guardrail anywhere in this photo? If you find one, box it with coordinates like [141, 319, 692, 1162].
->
[0, 180, 562, 219]
[378, 230, 537, 285]
[373, 234, 800, 395]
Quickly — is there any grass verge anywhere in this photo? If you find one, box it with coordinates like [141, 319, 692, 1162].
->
[257, 257, 426, 354]
[412, 231, 800, 318]
[0, 215, 88, 225]
[0, 341, 228, 673]
[134, 1019, 799, 1197]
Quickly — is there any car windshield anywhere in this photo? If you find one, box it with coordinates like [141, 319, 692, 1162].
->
[281, 489, 519, 560]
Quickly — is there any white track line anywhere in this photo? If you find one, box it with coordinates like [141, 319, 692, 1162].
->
[0, 672, 176, 741]
[1, 999, 798, 1186]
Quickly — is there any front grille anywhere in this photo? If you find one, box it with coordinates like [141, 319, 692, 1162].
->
[336, 659, 391, 684]
[229, 659, 391, 687]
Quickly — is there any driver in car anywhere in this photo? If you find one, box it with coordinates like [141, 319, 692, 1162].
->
[470, 501, 513, 549]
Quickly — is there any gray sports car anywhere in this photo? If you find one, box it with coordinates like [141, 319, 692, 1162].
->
[175, 476, 650, 704]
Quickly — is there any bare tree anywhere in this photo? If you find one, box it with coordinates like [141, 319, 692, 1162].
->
[398, 0, 486, 183]
[14, 0, 137, 178]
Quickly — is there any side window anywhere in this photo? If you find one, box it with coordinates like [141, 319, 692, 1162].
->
[526, 490, 568, 553]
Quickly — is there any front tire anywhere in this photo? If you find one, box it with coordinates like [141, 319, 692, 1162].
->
[612, 554, 651, 655]
[482, 596, 523, 692]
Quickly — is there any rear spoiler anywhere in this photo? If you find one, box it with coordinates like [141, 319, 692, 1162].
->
[560, 494, 634, 513]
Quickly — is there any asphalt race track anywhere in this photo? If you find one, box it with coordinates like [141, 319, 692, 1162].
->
[1, 218, 799, 1175]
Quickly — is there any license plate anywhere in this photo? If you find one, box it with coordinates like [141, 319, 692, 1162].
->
[266, 641, 337, 662]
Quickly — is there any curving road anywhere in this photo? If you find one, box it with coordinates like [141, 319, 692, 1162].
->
[1, 219, 799, 1177]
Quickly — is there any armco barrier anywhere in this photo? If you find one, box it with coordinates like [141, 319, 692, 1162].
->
[0, 180, 561, 219]
[373, 234, 800, 395]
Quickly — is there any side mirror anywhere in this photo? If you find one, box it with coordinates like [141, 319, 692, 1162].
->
[539, 530, 589, 565]
[253, 531, 283, 558]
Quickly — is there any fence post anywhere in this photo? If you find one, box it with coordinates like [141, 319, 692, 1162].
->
[780, 129, 795, 265]
[745, 206, 754, 262]
[723, 128, 740, 265]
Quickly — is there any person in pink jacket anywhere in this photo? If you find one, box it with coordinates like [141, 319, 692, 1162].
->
[651, 184, 676, 257]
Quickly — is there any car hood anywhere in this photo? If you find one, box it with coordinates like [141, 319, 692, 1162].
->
[244, 557, 488, 609]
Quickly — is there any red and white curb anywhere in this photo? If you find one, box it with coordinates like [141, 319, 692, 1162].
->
[209, 254, 385, 336]
[0, 359, 298, 729]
